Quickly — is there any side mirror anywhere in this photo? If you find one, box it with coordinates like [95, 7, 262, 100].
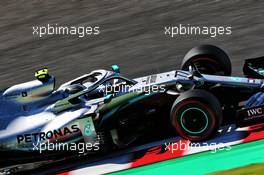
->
[188, 65, 194, 79]
[111, 65, 120, 73]
[188, 64, 202, 79]
[104, 94, 114, 103]
[188, 65, 193, 73]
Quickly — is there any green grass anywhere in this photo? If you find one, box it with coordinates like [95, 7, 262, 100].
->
[210, 163, 264, 175]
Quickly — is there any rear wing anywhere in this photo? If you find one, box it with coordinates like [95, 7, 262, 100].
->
[243, 57, 264, 78]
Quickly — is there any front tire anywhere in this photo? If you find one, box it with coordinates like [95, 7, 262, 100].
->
[181, 45, 232, 76]
[170, 90, 223, 141]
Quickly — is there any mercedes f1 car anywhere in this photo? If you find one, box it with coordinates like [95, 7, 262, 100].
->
[1, 45, 264, 166]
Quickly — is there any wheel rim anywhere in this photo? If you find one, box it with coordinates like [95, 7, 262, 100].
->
[180, 107, 209, 134]
[192, 57, 223, 75]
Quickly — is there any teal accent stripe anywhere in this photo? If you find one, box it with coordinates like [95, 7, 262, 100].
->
[180, 107, 209, 134]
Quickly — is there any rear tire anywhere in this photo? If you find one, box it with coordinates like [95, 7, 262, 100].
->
[170, 89, 223, 141]
[181, 45, 232, 76]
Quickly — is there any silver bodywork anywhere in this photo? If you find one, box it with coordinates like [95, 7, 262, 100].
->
[0, 70, 110, 151]
[0, 68, 263, 152]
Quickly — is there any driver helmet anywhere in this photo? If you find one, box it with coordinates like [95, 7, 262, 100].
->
[35, 67, 50, 82]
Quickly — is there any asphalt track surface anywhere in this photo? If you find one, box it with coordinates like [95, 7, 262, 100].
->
[1, 1, 264, 88]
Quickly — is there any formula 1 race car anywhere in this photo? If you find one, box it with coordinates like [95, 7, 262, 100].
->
[1, 45, 264, 167]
